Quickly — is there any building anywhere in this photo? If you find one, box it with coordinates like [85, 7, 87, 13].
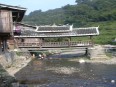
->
[0, 3, 26, 52]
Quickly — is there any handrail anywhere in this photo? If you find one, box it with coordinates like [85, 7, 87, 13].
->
[17, 41, 93, 48]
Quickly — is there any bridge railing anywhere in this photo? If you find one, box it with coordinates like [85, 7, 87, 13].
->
[17, 41, 93, 48]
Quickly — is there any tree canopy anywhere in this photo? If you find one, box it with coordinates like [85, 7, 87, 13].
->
[23, 0, 116, 27]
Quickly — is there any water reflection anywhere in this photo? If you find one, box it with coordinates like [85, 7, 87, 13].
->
[15, 59, 116, 87]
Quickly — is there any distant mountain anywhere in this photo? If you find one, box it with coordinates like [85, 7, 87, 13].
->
[23, 8, 66, 25]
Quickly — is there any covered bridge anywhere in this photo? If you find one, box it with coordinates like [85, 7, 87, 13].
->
[13, 23, 99, 48]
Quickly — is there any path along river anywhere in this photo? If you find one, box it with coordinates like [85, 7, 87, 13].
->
[14, 56, 116, 87]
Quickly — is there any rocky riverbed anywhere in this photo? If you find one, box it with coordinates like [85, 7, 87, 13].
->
[0, 46, 115, 87]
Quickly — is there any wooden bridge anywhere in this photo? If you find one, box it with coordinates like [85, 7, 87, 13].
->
[13, 23, 99, 49]
[17, 41, 93, 48]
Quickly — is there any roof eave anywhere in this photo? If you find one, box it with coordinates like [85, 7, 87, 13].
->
[0, 3, 27, 11]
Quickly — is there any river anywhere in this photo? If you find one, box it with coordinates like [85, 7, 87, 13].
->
[14, 58, 116, 87]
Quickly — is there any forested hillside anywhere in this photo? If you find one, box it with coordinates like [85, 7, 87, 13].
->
[23, 8, 65, 25]
[23, 0, 116, 44]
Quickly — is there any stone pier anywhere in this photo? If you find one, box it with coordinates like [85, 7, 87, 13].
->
[88, 45, 109, 59]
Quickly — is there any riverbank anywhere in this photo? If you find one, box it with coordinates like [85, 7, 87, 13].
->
[0, 51, 32, 77]
[6, 56, 31, 76]
[69, 56, 116, 65]
[59, 48, 116, 65]
[49, 45, 116, 65]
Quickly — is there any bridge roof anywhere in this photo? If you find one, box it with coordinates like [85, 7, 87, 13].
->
[73, 27, 99, 35]
[14, 26, 99, 38]
[15, 23, 73, 32]
[35, 25, 72, 32]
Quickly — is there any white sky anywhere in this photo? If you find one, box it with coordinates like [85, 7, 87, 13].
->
[0, 0, 76, 15]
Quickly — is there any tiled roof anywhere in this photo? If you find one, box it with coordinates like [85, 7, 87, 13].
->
[73, 27, 99, 35]
[35, 25, 72, 32]
[15, 27, 99, 37]
[0, 3, 26, 11]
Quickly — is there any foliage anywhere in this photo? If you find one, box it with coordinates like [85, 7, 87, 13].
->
[23, 8, 66, 25]
[63, 0, 116, 26]
[85, 21, 116, 44]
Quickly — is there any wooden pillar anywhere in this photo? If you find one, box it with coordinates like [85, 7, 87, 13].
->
[90, 36, 93, 41]
[2, 39, 4, 51]
[69, 37, 71, 41]
[42, 38, 44, 42]
[0, 38, 2, 52]
[1, 37, 9, 52]
[90, 36, 93, 45]
[8, 37, 15, 49]
[68, 37, 71, 47]
[40, 38, 43, 43]
[68, 37, 70, 47]
[2, 39, 7, 52]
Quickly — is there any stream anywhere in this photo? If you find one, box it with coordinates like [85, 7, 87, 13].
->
[14, 58, 116, 87]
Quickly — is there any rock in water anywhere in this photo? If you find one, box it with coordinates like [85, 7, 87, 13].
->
[79, 59, 85, 63]
[111, 80, 115, 83]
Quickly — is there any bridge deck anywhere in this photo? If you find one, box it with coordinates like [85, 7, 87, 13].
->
[17, 41, 93, 48]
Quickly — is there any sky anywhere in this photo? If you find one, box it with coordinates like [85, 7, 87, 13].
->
[0, 0, 76, 15]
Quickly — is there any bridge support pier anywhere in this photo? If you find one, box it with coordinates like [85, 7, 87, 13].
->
[68, 37, 72, 47]
[2, 38, 8, 52]
[0, 38, 9, 52]
[88, 45, 109, 59]
[85, 48, 89, 56]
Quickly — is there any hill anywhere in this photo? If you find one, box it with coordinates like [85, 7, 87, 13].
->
[23, 0, 116, 44]
[23, 8, 65, 25]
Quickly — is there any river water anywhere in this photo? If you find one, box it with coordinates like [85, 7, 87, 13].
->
[14, 58, 116, 87]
